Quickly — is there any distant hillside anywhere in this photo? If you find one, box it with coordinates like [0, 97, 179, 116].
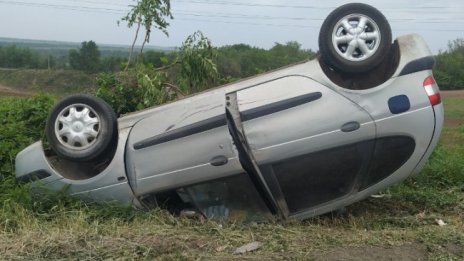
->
[0, 37, 176, 57]
[0, 68, 96, 96]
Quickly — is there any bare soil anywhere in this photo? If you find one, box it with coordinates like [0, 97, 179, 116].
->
[441, 90, 464, 99]
[312, 243, 427, 261]
[444, 117, 464, 127]
[0, 84, 32, 96]
[441, 90, 464, 128]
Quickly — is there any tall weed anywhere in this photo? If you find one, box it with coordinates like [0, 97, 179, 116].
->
[0, 95, 54, 179]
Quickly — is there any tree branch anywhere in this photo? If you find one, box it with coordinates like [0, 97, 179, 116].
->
[163, 82, 185, 98]
[125, 21, 141, 71]
[153, 60, 182, 71]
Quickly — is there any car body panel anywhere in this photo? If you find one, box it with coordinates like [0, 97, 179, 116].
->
[16, 128, 137, 205]
[235, 75, 376, 164]
[16, 141, 63, 185]
[125, 89, 244, 196]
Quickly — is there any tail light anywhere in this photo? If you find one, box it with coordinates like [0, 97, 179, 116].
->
[423, 76, 441, 106]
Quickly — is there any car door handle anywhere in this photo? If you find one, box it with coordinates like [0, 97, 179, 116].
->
[210, 155, 228, 166]
[341, 121, 360, 132]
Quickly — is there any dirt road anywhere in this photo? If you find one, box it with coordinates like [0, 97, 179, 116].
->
[0, 84, 32, 97]
[441, 89, 464, 99]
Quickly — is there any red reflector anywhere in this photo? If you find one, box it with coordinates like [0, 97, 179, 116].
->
[423, 76, 441, 106]
[429, 93, 441, 105]
[423, 76, 435, 86]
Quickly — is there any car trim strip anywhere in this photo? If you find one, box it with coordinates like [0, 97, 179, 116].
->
[134, 92, 323, 150]
[399, 56, 435, 76]
[240, 91, 322, 121]
[16, 170, 51, 184]
[133, 114, 227, 150]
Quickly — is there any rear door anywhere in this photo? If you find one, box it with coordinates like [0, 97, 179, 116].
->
[228, 75, 376, 216]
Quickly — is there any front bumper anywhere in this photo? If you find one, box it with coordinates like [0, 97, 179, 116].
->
[15, 128, 138, 206]
[16, 142, 63, 184]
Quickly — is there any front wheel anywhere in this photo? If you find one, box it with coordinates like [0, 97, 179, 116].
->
[45, 94, 118, 162]
[318, 3, 392, 73]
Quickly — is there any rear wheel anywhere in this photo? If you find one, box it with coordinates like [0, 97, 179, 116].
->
[319, 3, 392, 73]
[45, 94, 117, 162]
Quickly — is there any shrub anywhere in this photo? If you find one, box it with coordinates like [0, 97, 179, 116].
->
[96, 64, 176, 115]
[0, 95, 54, 180]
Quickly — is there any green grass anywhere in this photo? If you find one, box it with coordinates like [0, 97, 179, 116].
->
[443, 98, 464, 118]
[440, 95, 464, 147]
[0, 95, 463, 260]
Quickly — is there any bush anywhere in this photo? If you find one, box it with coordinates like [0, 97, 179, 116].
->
[0, 95, 54, 231]
[96, 64, 176, 115]
[0, 95, 54, 180]
[435, 38, 464, 90]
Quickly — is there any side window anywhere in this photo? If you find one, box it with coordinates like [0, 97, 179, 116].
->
[264, 142, 370, 214]
[361, 136, 415, 189]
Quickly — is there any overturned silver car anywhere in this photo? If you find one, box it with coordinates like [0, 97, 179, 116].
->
[16, 3, 443, 221]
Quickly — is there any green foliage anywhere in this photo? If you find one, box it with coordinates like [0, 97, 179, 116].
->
[177, 31, 219, 93]
[96, 64, 175, 115]
[435, 38, 464, 90]
[216, 42, 315, 79]
[122, 0, 173, 37]
[0, 45, 52, 69]
[0, 95, 54, 180]
[122, 0, 173, 67]
[68, 41, 101, 73]
[144, 50, 176, 68]
[100, 56, 125, 72]
[0, 68, 95, 95]
[96, 31, 220, 114]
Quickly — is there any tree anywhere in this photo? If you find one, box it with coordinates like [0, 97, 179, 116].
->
[69, 41, 101, 73]
[96, 31, 219, 114]
[177, 31, 218, 93]
[121, 0, 173, 68]
[96, 2, 220, 114]
[215, 42, 315, 79]
[0, 45, 45, 69]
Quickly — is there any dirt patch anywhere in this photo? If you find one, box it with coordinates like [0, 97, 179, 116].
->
[312, 243, 427, 261]
[0, 84, 33, 96]
[443, 243, 464, 258]
[444, 117, 464, 128]
[441, 90, 464, 99]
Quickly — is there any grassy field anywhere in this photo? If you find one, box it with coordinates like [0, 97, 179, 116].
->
[0, 92, 463, 260]
[0, 68, 96, 96]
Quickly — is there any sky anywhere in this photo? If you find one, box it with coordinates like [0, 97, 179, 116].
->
[0, 0, 463, 54]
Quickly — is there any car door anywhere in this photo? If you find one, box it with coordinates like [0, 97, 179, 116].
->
[125, 90, 245, 197]
[227, 75, 376, 217]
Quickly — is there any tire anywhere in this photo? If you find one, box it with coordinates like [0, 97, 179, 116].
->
[45, 94, 118, 162]
[319, 3, 392, 73]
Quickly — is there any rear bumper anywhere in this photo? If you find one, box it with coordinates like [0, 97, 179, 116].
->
[412, 103, 444, 175]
